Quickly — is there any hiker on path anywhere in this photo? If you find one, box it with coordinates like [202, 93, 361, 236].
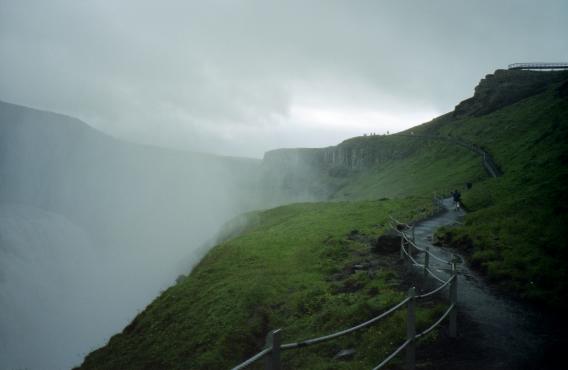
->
[452, 190, 461, 210]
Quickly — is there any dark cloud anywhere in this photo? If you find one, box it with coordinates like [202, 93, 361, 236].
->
[1, 0, 567, 156]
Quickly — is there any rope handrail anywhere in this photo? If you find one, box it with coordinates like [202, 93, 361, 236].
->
[230, 209, 459, 370]
[401, 242, 424, 267]
[230, 347, 271, 370]
[395, 225, 453, 266]
[415, 303, 455, 339]
[400, 232, 422, 250]
[416, 275, 454, 299]
[371, 303, 455, 370]
[371, 339, 412, 370]
[401, 242, 450, 285]
[388, 215, 411, 229]
[423, 267, 448, 284]
[401, 232, 426, 252]
[424, 248, 452, 265]
[281, 296, 411, 350]
[392, 218, 456, 286]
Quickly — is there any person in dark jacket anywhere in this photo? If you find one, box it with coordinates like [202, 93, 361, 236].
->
[452, 190, 461, 210]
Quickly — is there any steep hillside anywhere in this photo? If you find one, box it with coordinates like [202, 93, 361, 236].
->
[262, 69, 568, 305]
[74, 69, 568, 369]
[0, 101, 262, 370]
[78, 198, 441, 370]
[260, 133, 484, 204]
[429, 71, 568, 305]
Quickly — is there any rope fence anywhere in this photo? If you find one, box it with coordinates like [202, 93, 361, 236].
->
[229, 211, 459, 370]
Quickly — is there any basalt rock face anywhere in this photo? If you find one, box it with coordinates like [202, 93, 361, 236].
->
[453, 69, 568, 118]
[263, 137, 413, 174]
[260, 137, 416, 203]
[261, 69, 568, 202]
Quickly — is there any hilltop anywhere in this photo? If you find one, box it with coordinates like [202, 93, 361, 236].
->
[73, 68, 568, 369]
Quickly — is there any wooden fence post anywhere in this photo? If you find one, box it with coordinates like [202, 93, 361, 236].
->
[424, 247, 430, 276]
[265, 329, 281, 370]
[406, 287, 416, 370]
[449, 264, 458, 338]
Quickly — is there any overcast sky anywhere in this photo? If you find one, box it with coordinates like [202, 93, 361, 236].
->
[1, 0, 567, 158]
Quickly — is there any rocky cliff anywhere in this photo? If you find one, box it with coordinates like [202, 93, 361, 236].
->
[263, 136, 415, 172]
[260, 69, 568, 201]
[260, 135, 419, 202]
[453, 69, 568, 118]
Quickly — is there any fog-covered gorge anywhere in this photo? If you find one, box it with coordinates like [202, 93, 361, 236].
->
[0, 101, 262, 369]
[1, 204, 114, 369]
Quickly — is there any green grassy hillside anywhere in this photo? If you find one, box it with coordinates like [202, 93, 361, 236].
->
[300, 70, 568, 306]
[329, 136, 485, 200]
[260, 131, 486, 205]
[77, 69, 568, 368]
[78, 199, 441, 370]
[429, 79, 568, 305]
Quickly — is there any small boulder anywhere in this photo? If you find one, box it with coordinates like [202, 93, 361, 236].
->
[372, 231, 401, 254]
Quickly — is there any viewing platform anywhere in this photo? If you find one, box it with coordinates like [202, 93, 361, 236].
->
[508, 62, 568, 71]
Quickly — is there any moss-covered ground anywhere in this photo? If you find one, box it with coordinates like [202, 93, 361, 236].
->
[79, 199, 443, 370]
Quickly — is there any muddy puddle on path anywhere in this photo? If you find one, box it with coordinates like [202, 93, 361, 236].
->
[408, 198, 563, 370]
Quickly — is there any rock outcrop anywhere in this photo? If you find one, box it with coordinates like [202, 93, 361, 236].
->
[263, 136, 413, 172]
[259, 136, 419, 203]
[453, 69, 568, 118]
[260, 69, 568, 202]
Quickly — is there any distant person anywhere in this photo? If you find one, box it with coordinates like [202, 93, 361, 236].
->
[452, 190, 461, 210]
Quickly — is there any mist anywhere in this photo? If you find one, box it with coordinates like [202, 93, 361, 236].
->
[1, 1, 567, 369]
[2, 1, 566, 157]
[0, 101, 261, 369]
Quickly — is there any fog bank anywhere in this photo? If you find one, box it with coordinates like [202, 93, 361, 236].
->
[0, 101, 260, 369]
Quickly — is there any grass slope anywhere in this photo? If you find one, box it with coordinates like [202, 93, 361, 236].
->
[78, 70, 568, 369]
[330, 137, 485, 200]
[319, 74, 568, 307]
[428, 82, 568, 305]
[78, 199, 442, 370]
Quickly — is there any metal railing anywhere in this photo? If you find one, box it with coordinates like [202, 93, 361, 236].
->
[508, 62, 568, 71]
[230, 216, 459, 370]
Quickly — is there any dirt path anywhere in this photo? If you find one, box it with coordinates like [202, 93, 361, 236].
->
[408, 198, 562, 370]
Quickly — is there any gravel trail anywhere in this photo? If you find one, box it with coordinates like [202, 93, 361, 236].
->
[409, 198, 562, 370]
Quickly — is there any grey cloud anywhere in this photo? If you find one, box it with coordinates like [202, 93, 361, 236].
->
[1, 0, 567, 157]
